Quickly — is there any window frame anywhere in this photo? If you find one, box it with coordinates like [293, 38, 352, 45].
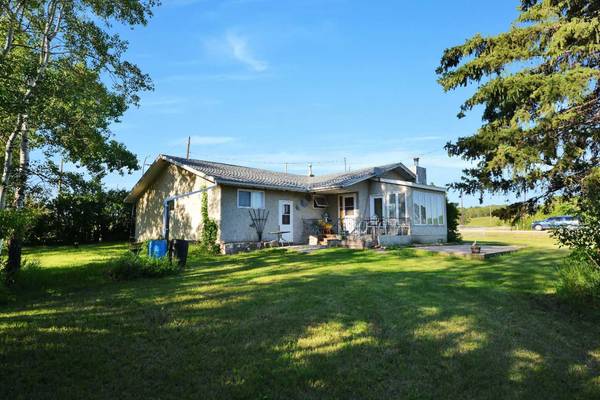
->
[237, 189, 265, 209]
[312, 195, 329, 209]
[383, 192, 408, 220]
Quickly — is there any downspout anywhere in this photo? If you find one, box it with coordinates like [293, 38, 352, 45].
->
[163, 184, 217, 241]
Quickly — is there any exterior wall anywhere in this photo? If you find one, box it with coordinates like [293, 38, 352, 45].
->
[134, 164, 219, 241]
[380, 170, 414, 182]
[379, 235, 412, 246]
[219, 185, 332, 244]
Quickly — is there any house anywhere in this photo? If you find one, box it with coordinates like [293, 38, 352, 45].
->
[124, 154, 448, 252]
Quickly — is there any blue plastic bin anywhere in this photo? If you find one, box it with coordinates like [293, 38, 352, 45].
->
[148, 240, 168, 258]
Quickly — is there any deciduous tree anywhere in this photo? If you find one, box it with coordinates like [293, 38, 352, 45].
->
[0, 0, 157, 280]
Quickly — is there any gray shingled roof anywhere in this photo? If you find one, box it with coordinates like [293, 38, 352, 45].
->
[164, 155, 415, 192]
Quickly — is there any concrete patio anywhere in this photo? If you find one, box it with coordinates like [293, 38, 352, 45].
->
[416, 244, 521, 260]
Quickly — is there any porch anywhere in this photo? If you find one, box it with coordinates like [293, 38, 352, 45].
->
[302, 217, 411, 248]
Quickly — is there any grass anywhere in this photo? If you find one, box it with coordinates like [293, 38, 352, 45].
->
[1, 233, 599, 399]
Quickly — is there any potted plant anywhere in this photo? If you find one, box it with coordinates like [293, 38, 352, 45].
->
[317, 219, 333, 235]
[471, 241, 481, 254]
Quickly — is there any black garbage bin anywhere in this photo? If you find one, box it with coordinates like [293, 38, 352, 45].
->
[170, 239, 189, 267]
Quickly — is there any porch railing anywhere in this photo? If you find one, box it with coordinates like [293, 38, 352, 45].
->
[303, 218, 340, 238]
[354, 218, 411, 237]
[303, 217, 410, 239]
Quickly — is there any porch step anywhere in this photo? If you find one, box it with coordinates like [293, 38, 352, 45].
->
[318, 234, 342, 246]
[324, 239, 342, 248]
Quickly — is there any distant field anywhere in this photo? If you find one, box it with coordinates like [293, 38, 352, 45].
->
[464, 216, 508, 227]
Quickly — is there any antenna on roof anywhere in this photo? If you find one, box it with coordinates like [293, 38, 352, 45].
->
[344, 157, 347, 172]
[141, 155, 151, 174]
[186, 136, 191, 159]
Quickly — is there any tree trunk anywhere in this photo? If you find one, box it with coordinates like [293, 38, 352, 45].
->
[4, 237, 22, 285]
[0, 119, 22, 209]
[13, 119, 28, 209]
[5, 119, 29, 282]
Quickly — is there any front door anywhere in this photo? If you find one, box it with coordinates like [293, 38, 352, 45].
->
[339, 194, 357, 234]
[278, 200, 293, 243]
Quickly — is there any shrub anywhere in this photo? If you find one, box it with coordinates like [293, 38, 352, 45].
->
[553, 168, 600, 305]
[0, 258, 42, 301]
[446, 200, 462, 242]
[0, 209, 40, 243]
[200, 190, 220, 254]
[556, 250, 600, 307]
[107, 252, 180, 281]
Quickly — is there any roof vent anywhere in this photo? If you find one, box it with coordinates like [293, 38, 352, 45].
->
[308, 163, 314, 177]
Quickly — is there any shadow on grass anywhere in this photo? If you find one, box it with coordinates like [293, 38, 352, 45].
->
[1, 247, 599, 399]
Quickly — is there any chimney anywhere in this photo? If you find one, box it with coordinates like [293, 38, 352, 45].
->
[307, 163, 314, 177]
[410, 157, 427, 185]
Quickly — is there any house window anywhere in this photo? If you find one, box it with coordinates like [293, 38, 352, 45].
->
[343, 196, 355, 216]
[384, 192, 407, 219]
[237, 189, 265, 209]
[282, 204, 291, 224]
[413, 191, 444, 225]
[313, 195, 329, 208]
[387, 193, 397, 219]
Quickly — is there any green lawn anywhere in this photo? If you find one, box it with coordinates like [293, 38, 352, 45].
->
[464, 215, 508, 227]
[1, 233, 599, 399]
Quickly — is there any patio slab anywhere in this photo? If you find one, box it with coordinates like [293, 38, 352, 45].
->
[416, 244, 521, 260]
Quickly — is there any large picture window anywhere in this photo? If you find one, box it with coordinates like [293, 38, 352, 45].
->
[237, 189, 265, 209]
[413, 191, 444, 225]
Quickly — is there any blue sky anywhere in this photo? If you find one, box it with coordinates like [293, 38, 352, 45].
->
[103, 0, 521, 207]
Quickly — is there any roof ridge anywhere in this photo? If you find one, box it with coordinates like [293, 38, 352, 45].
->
[162, 154, 311, 178]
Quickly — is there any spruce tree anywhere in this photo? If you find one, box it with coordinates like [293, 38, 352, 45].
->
[437, 0, 600, 219]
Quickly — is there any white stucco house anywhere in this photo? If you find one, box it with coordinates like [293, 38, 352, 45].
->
[125, 155, 448, 252]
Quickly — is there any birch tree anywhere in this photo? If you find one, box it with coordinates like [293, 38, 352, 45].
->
[0, 0, 157, 281]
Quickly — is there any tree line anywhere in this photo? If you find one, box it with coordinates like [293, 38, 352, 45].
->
[28, 186, 133, 245]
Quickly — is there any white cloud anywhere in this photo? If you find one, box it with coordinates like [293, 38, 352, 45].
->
[201, 31, 269, 72]
[171, 136, 235, 146]
[225, 32, 268, 72]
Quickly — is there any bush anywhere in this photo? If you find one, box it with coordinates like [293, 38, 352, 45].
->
[553, 168, 600, 305]
[0, 209, 40, 242]
[0, 258, 42, 301]
[446, 200, 462, 242]
[107, 252, 181, 281]
[556, 250, 600, 307]
[200, 190, 220, 254]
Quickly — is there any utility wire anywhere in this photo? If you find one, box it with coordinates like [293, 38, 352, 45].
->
[187, 153, 346, 166]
